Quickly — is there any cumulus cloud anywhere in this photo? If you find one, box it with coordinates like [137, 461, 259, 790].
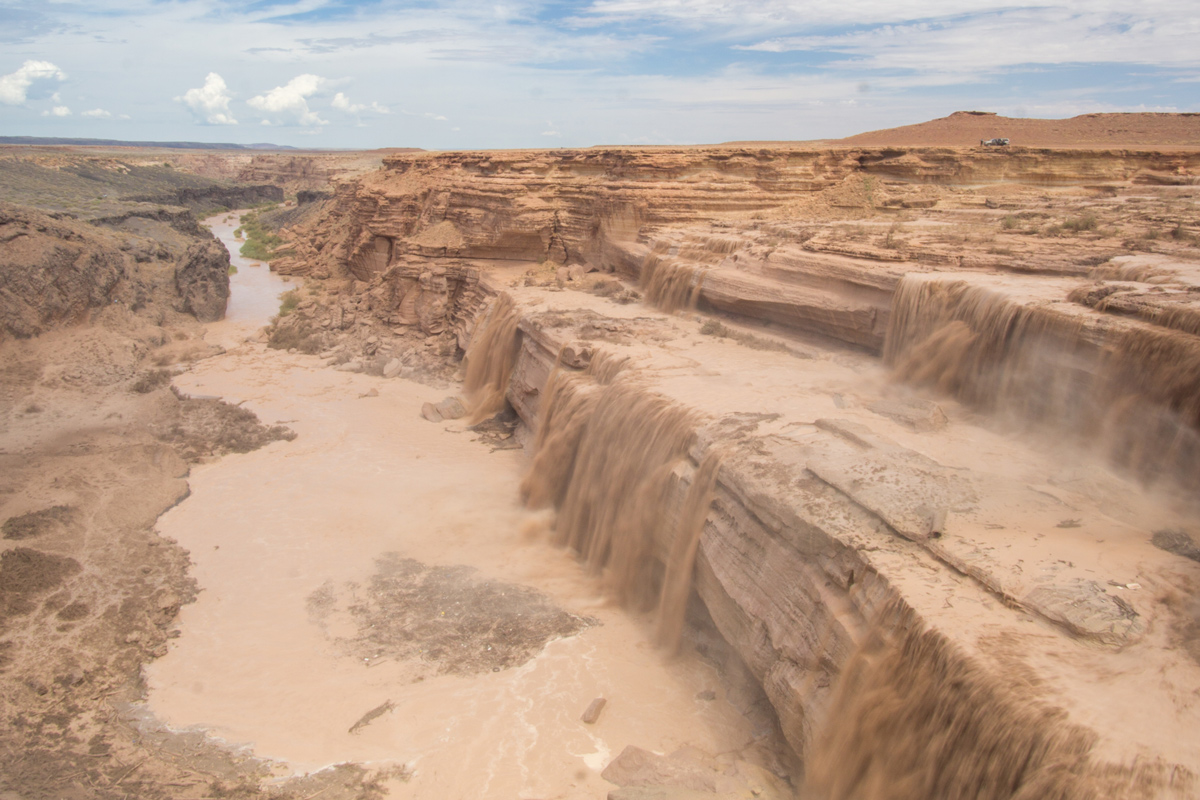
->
[42, 105, 71, 117]
[0, 60, 66, 105]
[178, 73, 237, 125]
[332, 92, 388, 114]
[81, 108, 112, 118]
[248, 74, 328, 126]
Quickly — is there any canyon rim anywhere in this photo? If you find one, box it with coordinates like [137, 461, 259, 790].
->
[2, 112, 1200, 799]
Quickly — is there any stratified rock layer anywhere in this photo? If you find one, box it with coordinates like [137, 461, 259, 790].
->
[275, 143, 1200, 799]
[174, 237, 231, 322]
[0, 203, 129, 339]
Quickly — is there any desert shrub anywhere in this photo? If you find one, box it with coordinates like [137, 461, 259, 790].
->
[131, 369, 172, 394]
[1170, 222, 1195, 242]
[1062, 214, 1098, 233]
[592, 279, 623, 298]
[278, 290, 300, 316]
[267, 317, 322, 354]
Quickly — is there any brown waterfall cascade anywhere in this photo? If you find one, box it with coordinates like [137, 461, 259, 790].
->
[260, 143, 1200, 798]
[520, 358, 723, 638]
[883, 272, 1200, 489]
[462, 293, 522, 422]
[883, 274, 1093, 419]
[642, 251, 709, 313]
[457, 280, 1200, 799]
[655, 450, 723, 652]
[805, 604, 1195, 800]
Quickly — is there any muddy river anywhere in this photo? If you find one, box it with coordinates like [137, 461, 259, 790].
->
[141, 214, 756, 798]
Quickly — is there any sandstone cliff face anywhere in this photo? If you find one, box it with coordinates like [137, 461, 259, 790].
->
[448, 283, 1195, 799]
[277, 146, 1200, 476]
[272, 145, 1200, 796]
[0, 203, 130, 339]
[173, 237, 231, 323]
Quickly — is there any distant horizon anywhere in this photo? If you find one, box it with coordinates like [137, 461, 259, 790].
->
[5, 108, 1200, 154]
[3, 1, 1197, 150]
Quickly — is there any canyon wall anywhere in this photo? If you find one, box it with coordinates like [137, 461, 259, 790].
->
[277, 145, 1200, 487]
[274, 144, 1200, 798]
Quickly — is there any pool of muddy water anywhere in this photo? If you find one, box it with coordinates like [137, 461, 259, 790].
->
[141, 223, 756, 798]
[202, 211, 300, 349]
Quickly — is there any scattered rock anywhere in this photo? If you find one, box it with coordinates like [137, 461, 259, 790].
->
[1023, 580, 1143, 646]
[1152, 529, 1200, 563]
[601, 746, 716, 793]
[421, 402, 443, 422]
[349, 700, 394, 734]
[383, 358, 403, 378]
[581, 697, 607, 724]
[434, 396, 466, 420]
[867, 395, 948, 432]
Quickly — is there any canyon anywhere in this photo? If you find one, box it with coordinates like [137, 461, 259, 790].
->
[2, 116, 1200, 799]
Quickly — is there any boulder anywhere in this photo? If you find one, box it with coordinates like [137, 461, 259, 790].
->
[175, 238, 231, 322]
[434, 396, 466, 420]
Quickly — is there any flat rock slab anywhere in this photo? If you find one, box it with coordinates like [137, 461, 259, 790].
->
[799, 418, 1146, 645]
[601, 746, 789, 800]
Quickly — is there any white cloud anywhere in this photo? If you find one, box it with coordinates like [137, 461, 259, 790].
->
[332, 91, 388, 114]
[81, 108, 112, 118]
[734, 8, 1200, 73]
[248, 74, 328, 126]
[178, 73, 237, 125]
[0, 60, 66, 105]
[42, 105, 71, 117]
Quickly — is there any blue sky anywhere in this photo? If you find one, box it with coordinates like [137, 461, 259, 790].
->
[1, 0, 1197, 149]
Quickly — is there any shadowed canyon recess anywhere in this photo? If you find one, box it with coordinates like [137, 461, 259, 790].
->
[2, 119, 1200, 799]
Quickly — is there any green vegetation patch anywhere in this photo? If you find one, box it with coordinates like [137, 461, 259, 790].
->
[237, 210, 293, 261]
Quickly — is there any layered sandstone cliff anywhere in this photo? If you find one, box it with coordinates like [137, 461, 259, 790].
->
[271, 144, 1200, 798]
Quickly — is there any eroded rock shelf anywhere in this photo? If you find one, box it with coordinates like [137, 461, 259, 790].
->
[266, 144, 1200, 798]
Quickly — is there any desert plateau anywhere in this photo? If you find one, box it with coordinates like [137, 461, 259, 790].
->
[2, 110, 1200, 800]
